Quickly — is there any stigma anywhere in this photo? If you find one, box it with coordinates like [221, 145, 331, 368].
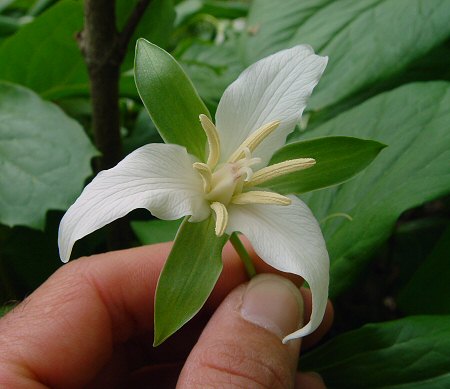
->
[194, 114, 316, 236]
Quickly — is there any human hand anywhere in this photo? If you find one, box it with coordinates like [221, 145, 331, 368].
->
[0, 241, 333, 388]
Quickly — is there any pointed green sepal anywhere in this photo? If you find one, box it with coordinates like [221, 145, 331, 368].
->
[266, 136, 386, 194]
[153, 216, 228, 346]
[134, 39, 210, 161]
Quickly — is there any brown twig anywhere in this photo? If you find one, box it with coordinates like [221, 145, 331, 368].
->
[79, 0, 121, 172]
[78, 0, 151, 250]
[118, 0, 151, 60]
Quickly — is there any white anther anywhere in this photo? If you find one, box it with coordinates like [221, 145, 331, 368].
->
[193, 162, 212, 193]
[231, 191, 292, 205]
[227, 120, 280, 163]
[199, 114, 221, 169]
[246, 158, 316, 188]
[210, 202, 228, 236]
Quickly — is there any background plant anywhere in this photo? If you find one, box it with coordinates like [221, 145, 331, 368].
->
[0, 0, 449, 387]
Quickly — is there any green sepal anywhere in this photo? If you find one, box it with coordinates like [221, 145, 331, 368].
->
[134, 39, 210, 161]
[266, 136, 386, 195]
[154, 216, 228, 346]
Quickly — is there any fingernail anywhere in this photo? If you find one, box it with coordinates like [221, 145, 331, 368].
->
[240, 274, 303, 339]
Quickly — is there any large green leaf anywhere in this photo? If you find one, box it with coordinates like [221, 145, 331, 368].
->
[0, 0, 88, 99]
[266, 136, 385, 195]
[134, 39, 209, 161]
[122, 108, 162, 155]
[0, 15, 19, 38]
[1, 212, 62, 296]
[388, 217, 448, 291]
[301, 316, 450, 388]
[0, 82, 97, 229]
[242, 0, 332, 64]
[398, 224, 450, 315]
[175, 0, 249, 28]
[296, 82, 450, 297]
[179, 38, 243, 114]
[117, 0, 176, 70]
[243, 0, 450, 110]
[154, 216, 227, 346]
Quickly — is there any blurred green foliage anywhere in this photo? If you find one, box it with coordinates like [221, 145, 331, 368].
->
[0, 0, 449, 386]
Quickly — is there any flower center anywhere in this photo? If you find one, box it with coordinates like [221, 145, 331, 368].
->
[205, 147, 261, 206]
[194, 114, 316, 236]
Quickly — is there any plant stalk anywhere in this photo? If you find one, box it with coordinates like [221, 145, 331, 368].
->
[79, 0, 150, 250]
[230, 232, 256, 278]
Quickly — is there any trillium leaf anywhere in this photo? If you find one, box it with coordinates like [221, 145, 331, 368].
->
[398, 224, 450, 315]
[0, 0, 88, 99]
[301, 315, 450, 388]
[131, 218, 182, 245]
[154, 216, 227, 346]
[117, 0, 176, 71]
[296, 82, 450, 297]
[0, 82, 97, 229]
[134, 38, 209, 161]
[179, 39, 243, 113]
[266, 136, 385, 195]
[243, 0, 450, 110]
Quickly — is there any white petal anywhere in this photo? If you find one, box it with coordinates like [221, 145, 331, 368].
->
[226, 196, 329, 341]
[215, 45, 327, 166]
[58, 143, 209, 262]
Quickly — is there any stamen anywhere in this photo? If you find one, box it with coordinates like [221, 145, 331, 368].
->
[231, 191, 292, 205]
[227, 120, 280, 163]
[199, 114, 220, 169]
[245, 158, 316, 188]
[193, 162, 212, 193]
[210, 202, 228, 236]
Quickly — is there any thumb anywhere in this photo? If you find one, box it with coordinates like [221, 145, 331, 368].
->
[178, 274, 304, 388]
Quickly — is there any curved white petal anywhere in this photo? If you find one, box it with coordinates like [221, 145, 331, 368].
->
[226, 196, 329, 341]
[58, 144, 209, 262]
[215, 45, 328, 167]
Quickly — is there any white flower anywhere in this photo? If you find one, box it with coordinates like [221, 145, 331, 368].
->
[58, 45, 329, 342]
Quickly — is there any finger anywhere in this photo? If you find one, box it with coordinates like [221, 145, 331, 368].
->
[178, 274, 304, 389]
[0, 241, 298, 389]
[0, 242, 244, 388]
[296, 372, 327, 388]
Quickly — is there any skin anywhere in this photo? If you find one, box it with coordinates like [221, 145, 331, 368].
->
[0, 241, 333, 388]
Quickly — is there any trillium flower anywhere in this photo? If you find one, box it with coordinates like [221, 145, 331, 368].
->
[59, 45, 329, 342]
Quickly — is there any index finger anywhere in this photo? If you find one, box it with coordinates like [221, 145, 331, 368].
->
[0, 241, 298, 389]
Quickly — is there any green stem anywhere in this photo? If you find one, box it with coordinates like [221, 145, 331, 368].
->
[230, 232, 256, 278]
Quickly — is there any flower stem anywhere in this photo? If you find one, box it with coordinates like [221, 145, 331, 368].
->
[230, 232, 256, 278]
